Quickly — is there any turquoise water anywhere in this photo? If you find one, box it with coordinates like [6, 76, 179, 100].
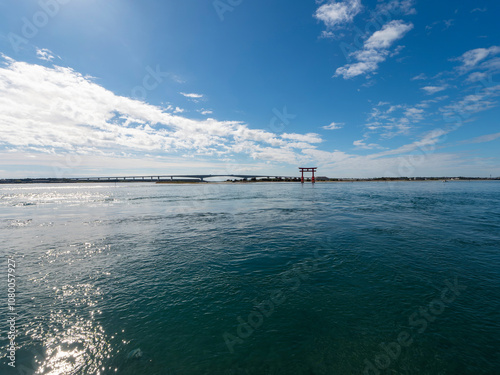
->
[0, 181, 499, 374]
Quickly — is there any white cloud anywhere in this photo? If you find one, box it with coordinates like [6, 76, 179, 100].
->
[365, 100, 431, 139]
[1, 56, 497, 179]
[314, 0, 362, 29]
[375, 0, 416, 16]
[320, 30, 335, 39]
[416, 96, 448, 108]
[454, 46, 500, 72]
[421, 85, 447, 95]
[180, 92, 203, 99]
[479, 57, 500, 72]
[353, 139, 382, 149]
[36, 48, 56, 62]
[387, 104, 402, 113]
[440, 85, 500, 119]
[322, 122, 344, 130]
[301, 148, 350, 164]
[447, 94, 496, 114]
[404, 107, 424, 121]
[281, 133, 323, 143]
[0, 151, 269, 177]
[335, 20, 413, 79]
[373, 128, 449, 158]
[0, 56, 332, 169]
[247, 146, 301, 164]
[471, 7, 487, 13]
[163, 104, 185, 114]
[364, 21, 413, 49]
[466, 71, 487, 83]
[390, 45, 405, 58]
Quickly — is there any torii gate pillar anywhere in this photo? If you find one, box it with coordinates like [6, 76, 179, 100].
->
[299, 167, 317, 184]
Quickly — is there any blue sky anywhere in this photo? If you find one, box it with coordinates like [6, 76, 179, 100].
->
[0, 0, 499, 178]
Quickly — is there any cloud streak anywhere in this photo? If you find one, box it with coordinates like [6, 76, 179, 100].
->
[463, 132, 500, 144]
[335, 20, 414, 79]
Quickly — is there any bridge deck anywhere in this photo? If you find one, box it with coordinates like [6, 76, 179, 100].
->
[67, 174, 297, 182]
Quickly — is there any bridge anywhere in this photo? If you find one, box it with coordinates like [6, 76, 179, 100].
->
[65, 174, 298, 183]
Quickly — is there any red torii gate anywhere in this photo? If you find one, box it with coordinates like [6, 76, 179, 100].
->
[299, 167, 317, 183]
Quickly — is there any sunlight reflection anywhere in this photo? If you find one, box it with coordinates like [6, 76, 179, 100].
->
[25, 282, 113, 375]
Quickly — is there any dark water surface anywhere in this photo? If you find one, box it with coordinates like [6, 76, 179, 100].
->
[1, 181, 499, 374]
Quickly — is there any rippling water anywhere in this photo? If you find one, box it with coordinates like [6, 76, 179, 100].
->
[1, 181, 499, 374]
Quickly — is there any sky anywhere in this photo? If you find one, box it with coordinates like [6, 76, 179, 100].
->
[0, 0, 499, 178]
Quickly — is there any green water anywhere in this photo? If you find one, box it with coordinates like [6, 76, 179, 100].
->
[0, 181, 499, 374]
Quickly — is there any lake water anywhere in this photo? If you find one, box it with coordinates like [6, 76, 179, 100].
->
[0, 181, 499, 374]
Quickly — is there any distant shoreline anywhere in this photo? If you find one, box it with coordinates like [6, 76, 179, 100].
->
[0, 177, 498, 184]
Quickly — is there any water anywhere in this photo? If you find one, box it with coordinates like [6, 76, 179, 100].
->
[0, 181, 499, 374]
